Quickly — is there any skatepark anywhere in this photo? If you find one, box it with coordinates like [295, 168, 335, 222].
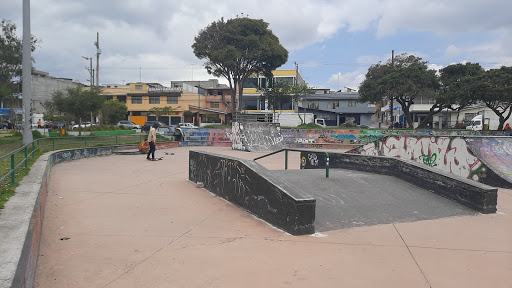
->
[1, 126, 511, 287]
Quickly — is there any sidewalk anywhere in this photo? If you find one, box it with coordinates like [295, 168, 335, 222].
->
[35, 147, 512, 287]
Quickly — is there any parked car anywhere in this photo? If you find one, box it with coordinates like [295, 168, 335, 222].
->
[1, 120, 13, 130]
[45, 121, 66, 129]
[178, 122, 198, 128]
[143, 121, 168, 131]
[72, 122, 93, 129]
[117, 120, 142, 130]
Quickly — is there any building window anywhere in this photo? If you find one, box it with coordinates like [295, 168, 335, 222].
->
[307, 101, 319, 109]
[135, 84, 143, 90]
[167, 96, 178, 104]
[348, 101, 357, 107]
[329, 101, 339, 109]
[210, 102, 220, 108]
[131, 96, 142, 104]
[149, 96, 160, 104]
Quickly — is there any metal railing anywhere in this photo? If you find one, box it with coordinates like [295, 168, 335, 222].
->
[0, 134, 161, 185]
[254, 148, 330, 178]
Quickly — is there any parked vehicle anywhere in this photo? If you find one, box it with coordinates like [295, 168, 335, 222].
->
[178, 122, 198, 128]
[72, 122, 93, 129]
[466, 115, 483, 131]
[117, 120, 142, 130]
[314, 118, 327, 128]
[45, 121, 66, 129]
[143, 121, 168, 131]
[1, 120, 13, 130]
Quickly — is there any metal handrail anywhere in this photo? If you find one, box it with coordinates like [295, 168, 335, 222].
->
[254, 148, 330, 178]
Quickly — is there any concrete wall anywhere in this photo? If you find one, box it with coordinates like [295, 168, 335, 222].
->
[300, 151, 498, 214]
[32, 72, 78, 114]
[189, 151, 316, 235]
[348, 135, 512, 188]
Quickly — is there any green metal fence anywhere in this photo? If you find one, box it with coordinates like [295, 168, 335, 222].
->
[0, 134, 151, 185]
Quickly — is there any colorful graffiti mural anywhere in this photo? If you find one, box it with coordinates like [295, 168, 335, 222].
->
[349, 135, 488, 182]
[465, 137, 512, 184]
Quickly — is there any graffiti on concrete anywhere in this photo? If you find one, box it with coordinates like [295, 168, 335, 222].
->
[465, 137, 512, 184]
[419, 153, 438, 167]
[227, 122, 285, 152]
[51, 147, 114, 165]
[308, 153, 319, 166]
[228, 122, 245, 151]
[352, 136, 487, 182]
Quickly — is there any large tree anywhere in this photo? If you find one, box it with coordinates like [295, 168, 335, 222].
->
[49, 87, 104, 135]
[473, 66, 512, 130]
[438, 63, 484, 125]
[0, 19, 38, 103]
[101, 99, 127, 125]
[192, 16, 288, 113]
[359, 53, 439, 128]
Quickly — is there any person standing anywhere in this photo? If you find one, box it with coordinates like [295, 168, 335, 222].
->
[37, 119, 42, 129]
[146, 123, 158, 160]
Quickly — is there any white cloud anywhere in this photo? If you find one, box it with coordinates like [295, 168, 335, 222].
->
[444, 45, 461, 59]
[5, 0, 512, 87]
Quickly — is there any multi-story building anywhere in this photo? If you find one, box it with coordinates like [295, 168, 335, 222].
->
[31, 70, 79, 114]
[300, 88, 375, 127]
[241, 69, 306, 110]
[101, 79, 232, 126]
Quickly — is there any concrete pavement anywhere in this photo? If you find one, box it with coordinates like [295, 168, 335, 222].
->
[34, 146, 512, 287]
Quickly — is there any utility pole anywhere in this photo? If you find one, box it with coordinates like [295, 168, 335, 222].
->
[389, 50, 394, 129]
[82, 56, 94, 86]
[94, 32, 100, 87]
[22, 0, 33, 144]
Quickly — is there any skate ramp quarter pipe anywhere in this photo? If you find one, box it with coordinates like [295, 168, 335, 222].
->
[464, 136, 512, 187]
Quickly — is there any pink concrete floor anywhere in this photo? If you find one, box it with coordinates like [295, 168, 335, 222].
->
[35, 147, 512, 288]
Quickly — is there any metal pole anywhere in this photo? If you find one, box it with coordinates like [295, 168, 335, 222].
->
[325, 152, 329, 178]
[285, 149, 288, 170]
[95, 32, 100, 87]
[11, 155, 15, 184]
[24, 146, 28, 168]
[22, 0, 33, 144]
[389, 50, 394, 129]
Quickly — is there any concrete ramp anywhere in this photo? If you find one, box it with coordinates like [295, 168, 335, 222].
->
[230, 122, 286, 152]
[346, 135, 512, 188]
[464, 137, 512, 187]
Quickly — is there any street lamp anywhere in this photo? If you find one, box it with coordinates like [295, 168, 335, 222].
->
[81, 56, 94, 87]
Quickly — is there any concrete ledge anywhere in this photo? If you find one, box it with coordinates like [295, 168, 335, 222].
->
[300, 151, 498, 214]
[189, 150, 316, 235]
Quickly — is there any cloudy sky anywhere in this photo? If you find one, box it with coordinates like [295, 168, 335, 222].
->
[4, 0, 512, 91]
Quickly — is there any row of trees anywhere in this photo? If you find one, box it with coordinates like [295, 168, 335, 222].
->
[44, 87, 127, 135]
[359, 53, 512, 130]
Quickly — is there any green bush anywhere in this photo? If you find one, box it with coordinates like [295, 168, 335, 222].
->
[339, 122, 357, 128]
[32, 130, 43, 139]
[295, 123, 323, 129]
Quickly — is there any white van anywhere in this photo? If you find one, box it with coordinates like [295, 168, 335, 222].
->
[466, 115, 483, 131]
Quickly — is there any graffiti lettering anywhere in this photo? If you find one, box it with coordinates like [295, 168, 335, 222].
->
[419, 153, 438, 167]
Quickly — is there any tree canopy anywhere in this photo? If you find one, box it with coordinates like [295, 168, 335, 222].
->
[48, 87, 104, 135]
[192, 16, 288, 113]
[359, 53, 439, 128]
[101, 99, 127, 125]
[0, 19, 38, 103]
[472, 66, 512, 130]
